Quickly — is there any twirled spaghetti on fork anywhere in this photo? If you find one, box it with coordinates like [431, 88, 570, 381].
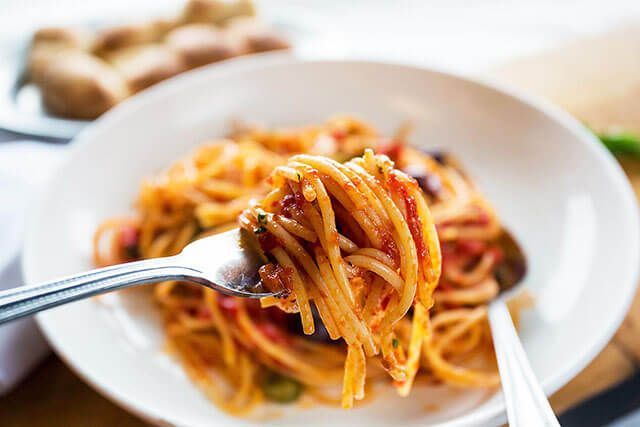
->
[239, 149, 441, 406]
[93, 117, 527, 416]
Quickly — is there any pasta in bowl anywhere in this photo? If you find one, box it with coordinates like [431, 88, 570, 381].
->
[93, 117, 527, 416]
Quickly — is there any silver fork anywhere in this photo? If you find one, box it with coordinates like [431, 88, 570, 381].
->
[0, 229, 274, 324]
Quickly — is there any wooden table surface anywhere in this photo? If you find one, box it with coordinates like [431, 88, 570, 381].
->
[3, 26, 640, 426]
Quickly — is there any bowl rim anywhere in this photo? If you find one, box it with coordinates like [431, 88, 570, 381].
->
[22, 54, 640, 426]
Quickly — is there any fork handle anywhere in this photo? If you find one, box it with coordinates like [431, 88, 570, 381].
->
[0, 256, 202, 325]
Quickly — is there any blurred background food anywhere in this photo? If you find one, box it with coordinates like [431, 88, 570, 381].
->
[26, 0, 289, 119]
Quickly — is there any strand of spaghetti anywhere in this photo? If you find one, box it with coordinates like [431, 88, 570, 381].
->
[199, 179, 253, 200]
[429, 166, 473, 222]
[175, 312, 219, 330]
[330, 160, 396, 239]
[442, 321, 483, 356]
[435, 277, 499, 305]
[342, 345, 356, 408]
[338, 234, 358, 253]
[351, 248, 395, 267]
[93, 217, 135, 266]
[316, 178, 383, 248]
[204, 289, 236, 366]
[432, 308, 483, 328]
[275, 215, 317, 242]
[243, 335, 344, 387]
[347, 155, 428, 381]
[172, 335, 257, 415]
[396, 303, 429, 396]
[332, 160, 402, 261]
[295, 155, 389, 226]
[169, 221, 198, 254]
[276, 206, 356, 252]
[291, 156, 384, 222]
[138, 216, 154, 254]
[235, 303, 341, 385]
[446, 251, 496, 287]
[285, 184, 359, 313]
[258, 216, 374, 351]
[423, 350, 499, 388]
[153, 281, 176, 304]
[411, 184, 441, 306]
[229, 353, 258, 407]
[274, 165, 303, 184]
[362, 277, 385, 325]
[146, 229, 178, 258]
[337, 161, 392, 223]
[261, 187, 287, 210]
[305, 286, 341, 340]
[333, 202, 369, 248]
[271, 247, 314, 334]
[293, 163, 356, 305]
[282, 169, 354, 310]
[293, 158, 383, 238]
[353, 344, 366, 400]
[346, 158, 418, 323]
[423, 307, 500, 387]
[344, 254, 404, 292]
[430, 308, 491, 355]
[438, 224, 502, 241]
[315, 249, 377, 355]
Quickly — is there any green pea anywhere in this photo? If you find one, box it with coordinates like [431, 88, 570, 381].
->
[261, 372, 303, 403]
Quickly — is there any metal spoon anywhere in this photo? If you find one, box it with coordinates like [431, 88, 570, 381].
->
[488, 231, 560, 427]
[0, 229, 274, 324]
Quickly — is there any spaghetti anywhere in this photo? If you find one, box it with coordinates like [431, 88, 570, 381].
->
[93, 117, 527, 416]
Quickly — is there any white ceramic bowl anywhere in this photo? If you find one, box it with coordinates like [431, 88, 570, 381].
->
[23, 55, 640, 426]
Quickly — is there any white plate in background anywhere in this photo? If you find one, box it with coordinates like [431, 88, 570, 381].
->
[0, 0, 319, 139]
[22, 56, 640, 426]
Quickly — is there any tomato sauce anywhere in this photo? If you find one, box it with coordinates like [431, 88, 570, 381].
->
[390, 172, 427, 263]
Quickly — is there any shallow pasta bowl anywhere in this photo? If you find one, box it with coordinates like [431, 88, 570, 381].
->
[22, 55, 640, 426]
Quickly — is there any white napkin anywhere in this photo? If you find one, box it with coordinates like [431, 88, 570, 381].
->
[0, 141, 66, 394]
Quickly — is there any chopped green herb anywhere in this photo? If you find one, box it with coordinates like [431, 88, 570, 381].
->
[257, 213, 268, 225]
[392, 338, 399, 348]
[296, 172, 302, 181]
[261, 372, 303, 403]
[254, 226, 267, 235]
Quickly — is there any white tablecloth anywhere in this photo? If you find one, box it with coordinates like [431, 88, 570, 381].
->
[0, 142, 65, 392]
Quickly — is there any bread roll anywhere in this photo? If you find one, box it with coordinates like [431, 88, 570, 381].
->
[225, 17, 289, 53]
[38, 51, 129, 119]
[165, 24, 239, 68]
[149, 17, 180, 38]
[32, 27, 89, 47]
[181, 0, 255, 25]
[28, 27, 91, 84]
[93, 23, 160, 55]
[105, 44, 186, 92]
